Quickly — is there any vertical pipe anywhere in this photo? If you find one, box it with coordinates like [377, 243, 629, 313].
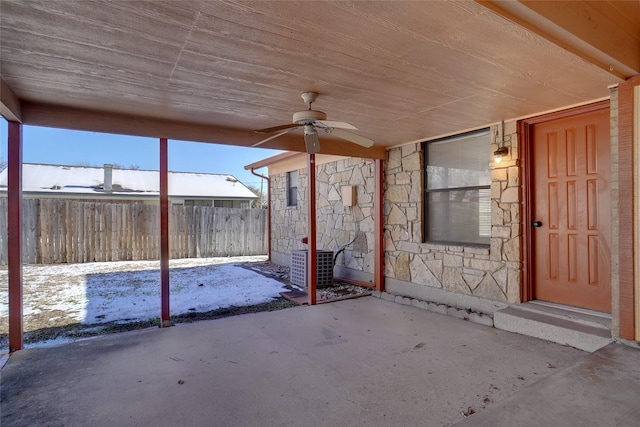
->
[307, 153, 317, 305]
[160, 138, 170, 327]
[250, 169, 270, 260]
[374, 158, 385, 292]
[8, 121, 23, 351]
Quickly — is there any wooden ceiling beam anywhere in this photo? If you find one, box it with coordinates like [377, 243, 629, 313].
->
[479, 1, 640, 78]
[20, 102, 386, 159]
[1, 78, 22, 122]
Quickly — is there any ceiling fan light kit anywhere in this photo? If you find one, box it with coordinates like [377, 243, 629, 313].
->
[252, 92, 374, 153]
[303, 125, 320, 154]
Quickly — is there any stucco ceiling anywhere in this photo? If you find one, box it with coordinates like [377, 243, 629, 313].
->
[1, 1, 636, 158]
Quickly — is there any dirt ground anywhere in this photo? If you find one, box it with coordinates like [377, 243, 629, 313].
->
[0, 258, 370, 350]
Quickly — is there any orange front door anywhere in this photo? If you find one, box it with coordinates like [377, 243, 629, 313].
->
[532, 108, 611, 313]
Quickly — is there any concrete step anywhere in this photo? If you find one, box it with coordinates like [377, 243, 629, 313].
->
[494, 302, 612, 352]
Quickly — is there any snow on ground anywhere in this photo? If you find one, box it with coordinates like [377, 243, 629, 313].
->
[0, 256, 289, 326]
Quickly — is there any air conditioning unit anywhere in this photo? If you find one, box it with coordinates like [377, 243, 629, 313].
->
[290, 249, 334, 288]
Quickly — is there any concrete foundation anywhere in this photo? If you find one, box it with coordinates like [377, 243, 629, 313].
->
[494, 302, 613, 352]
[2, 297, 637, 427]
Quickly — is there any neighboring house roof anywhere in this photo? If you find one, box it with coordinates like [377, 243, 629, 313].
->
[0, 163, 258, 199]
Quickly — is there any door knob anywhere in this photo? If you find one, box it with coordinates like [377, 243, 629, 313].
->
[532, 221, 542, 228]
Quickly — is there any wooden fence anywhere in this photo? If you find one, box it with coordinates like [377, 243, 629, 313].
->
[0, 199, 267, 265]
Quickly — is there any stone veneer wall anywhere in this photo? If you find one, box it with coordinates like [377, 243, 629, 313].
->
[271, 123, 522, 310]
[271, 170, 307, 260]
[384, 123, 521, 309]
[270, 158, 376, 281]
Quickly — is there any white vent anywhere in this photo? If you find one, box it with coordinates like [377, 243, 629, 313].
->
[290, 250, 334, 288]
[103, 164, 113, 192]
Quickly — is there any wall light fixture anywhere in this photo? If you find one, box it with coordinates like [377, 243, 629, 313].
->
[493, 121, 509, 163]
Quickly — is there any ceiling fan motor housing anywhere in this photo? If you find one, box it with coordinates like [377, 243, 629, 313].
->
[292, 109, 327, 125]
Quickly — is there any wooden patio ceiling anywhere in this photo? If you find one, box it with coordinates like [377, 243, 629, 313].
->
[1, 1, 637, 158]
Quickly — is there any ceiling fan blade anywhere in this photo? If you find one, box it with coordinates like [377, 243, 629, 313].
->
[252, 130, 291, 147]
[325, 127, 374, 148]
[315, 120, 358, 130]
[254, 123, 300, 134]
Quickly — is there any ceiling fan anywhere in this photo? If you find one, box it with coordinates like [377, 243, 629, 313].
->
[252, 92, 374, 154]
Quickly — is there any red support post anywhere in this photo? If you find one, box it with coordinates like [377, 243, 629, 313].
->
[374, 158, 385, 292]
[160, 138, 170, 327]
[307, 154, 317, 305]
[8, 121, 23, 351]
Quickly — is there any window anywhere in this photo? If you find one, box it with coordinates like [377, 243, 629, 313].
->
[214, 200, 250, 209]
[287, 170, 298, 206]
[423, 129, 491, 245]
[184, 199, 212, 207]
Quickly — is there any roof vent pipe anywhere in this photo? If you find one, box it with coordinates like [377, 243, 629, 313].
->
[103, 164, 113, 192]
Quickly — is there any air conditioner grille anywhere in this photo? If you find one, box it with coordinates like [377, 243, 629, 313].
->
[290, 250, 333, 288]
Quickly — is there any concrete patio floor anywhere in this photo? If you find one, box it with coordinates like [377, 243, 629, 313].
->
[1, 296, 638, 426]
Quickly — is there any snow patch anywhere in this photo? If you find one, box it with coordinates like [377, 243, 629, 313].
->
[1, 256, 288, 329]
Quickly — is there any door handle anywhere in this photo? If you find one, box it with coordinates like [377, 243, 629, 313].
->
[532, 221, 543, 228]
